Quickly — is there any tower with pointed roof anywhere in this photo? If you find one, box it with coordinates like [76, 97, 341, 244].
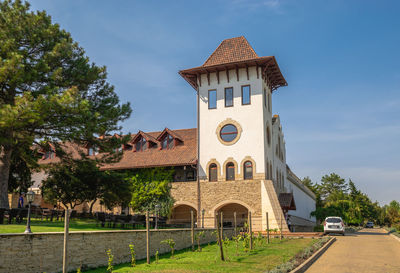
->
[179, 36, 299, 231]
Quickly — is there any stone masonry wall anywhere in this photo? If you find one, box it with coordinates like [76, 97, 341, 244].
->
[0, 228, 234, 273]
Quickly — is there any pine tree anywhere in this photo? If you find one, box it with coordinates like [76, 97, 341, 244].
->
[0, 0, 131, 208]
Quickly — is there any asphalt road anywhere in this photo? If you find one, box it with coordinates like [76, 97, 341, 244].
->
[306, 228, 400, 273]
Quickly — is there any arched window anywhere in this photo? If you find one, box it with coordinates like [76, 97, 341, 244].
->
[266, 126, 271, 146]
[226, 162, 235, 181]
[243, 161, 253, 180]
[269, 162, 272, 180]
[209, 163, 218, 182]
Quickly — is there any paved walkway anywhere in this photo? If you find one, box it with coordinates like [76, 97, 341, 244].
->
[306, 228, 400, 273]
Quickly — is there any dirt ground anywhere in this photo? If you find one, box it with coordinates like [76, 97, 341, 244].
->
[306, 228, 400, 273]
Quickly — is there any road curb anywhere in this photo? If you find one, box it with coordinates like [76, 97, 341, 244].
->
[390, 233, 400, 243]
[290, 237, 336, 273]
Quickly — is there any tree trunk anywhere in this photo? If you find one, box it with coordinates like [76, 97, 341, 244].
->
[89, 199, 97, 214]
[0, 146, 12, 209]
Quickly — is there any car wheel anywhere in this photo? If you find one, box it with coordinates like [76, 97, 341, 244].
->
[342, 233, 345, 236]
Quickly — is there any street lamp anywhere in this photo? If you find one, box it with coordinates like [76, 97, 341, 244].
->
[24, 191, 35, 234]
[154, 204, 160, 230]
[202, 209, 205, 228]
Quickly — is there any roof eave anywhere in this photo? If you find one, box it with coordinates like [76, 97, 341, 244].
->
[179, 56, 287, 91]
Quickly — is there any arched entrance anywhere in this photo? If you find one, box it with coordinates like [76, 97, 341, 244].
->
[169, 204, 197, 227]
[215, 203, 249, 228]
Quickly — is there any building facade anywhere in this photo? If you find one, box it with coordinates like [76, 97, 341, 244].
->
[26, 36, 316, 231]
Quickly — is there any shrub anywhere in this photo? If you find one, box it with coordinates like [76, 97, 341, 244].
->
[161, 239, 176, 258]
[232, 234, 243, 255]
[194, 231, 205, 251]
[242, 233, 250, 252]
[129, 243, 136, 267]
[106, 249, 113, 273]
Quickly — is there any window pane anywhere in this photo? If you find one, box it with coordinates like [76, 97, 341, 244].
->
[209, 164, 217, 182]
[208, 90, 217, 109]
[162, 138, 167, 149]
[168, 136, 174, 149]
[220, 124, 238, 142]
[242, 86, 250, 105]
[244, 161, 253, 179]
[142, 139, 147, 151]
[225, 87, 233, 107]
[226, 163, 235, 180]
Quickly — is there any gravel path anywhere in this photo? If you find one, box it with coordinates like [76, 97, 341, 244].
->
[306, 228, 400, 273]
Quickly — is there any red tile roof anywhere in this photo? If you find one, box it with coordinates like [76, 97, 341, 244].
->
[203, 36, 258, 67]
[39, 128, 198, 170]
[179, 36, 287, 91]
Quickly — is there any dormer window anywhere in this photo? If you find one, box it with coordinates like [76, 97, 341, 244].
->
[135, 137, 147, 152]
[161, 134, 174, 150]
[156, 128, 183, 149]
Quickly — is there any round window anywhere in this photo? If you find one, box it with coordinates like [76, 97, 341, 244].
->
[220, 124, 238, 142]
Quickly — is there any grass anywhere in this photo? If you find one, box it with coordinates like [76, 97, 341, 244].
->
[84, 237, 317, 273]
[385, 226, 400, 238]
[0, 219, 115, 234]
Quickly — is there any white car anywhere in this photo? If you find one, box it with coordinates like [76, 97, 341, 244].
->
[323, 216, 345, 236]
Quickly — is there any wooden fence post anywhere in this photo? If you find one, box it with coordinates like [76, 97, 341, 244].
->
[266, 212, 270, 244]
[146, 211, 150, 264]
[234, 211, 237, 237]
[280, 214, 283, 241]
[216, 212, 225, 261]
[220, 211, 224, 240]
[191, 210, 195, 251]
[248, 211, 253, 250]
[62, 209, 71, 273]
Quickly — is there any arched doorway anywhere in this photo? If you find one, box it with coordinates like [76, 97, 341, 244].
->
[215, 203, 249, 228]
[169, 204, 197, 228]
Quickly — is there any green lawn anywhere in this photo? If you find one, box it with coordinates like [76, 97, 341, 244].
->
[84, 237, 317, 273]
[0, 219, 115, 233]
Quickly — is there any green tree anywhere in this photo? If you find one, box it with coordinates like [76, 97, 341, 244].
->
[128, 168, 175, 215]
[8, 142, 39, 193]
[301, 176, 315, 191]
[386, 200, 400, 226]
[319, 173, 348, 202]
[101, 171, 132, 211]
[42, 157, 132, 211]
[0, 0, 131, 208]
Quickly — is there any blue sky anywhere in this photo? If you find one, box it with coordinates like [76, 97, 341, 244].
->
[28, 0, 400, 205]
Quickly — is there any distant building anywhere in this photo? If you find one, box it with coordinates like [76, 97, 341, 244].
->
[25, 36, 315, 231]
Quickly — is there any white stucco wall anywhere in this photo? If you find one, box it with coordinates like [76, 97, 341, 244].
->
[288, 180, 316, 223]
[198, 66, 267, 179]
